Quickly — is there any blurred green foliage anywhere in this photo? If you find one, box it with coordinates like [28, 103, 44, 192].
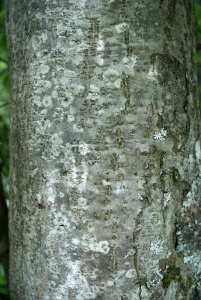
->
[0, 0, 9, 297]
[0, 264, 8, 296]
[0, 0, 9, 177]
[195, 5, 201, 51]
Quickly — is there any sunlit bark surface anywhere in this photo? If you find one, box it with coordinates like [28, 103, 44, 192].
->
[6, 0, 201, 299]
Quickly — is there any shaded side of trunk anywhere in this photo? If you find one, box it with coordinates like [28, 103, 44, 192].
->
[6, 0, 201, 299]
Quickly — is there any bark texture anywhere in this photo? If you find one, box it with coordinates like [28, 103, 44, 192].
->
[6, 0, 201, 299]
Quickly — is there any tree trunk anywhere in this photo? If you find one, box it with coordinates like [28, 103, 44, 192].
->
[6, 0, 201, 299]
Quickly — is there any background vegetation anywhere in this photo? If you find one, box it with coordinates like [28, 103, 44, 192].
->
[0, 0, 9, 297]
[0, 1, 200, 298]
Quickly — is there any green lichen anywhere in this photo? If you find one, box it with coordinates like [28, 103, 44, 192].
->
[187, 276, 193, 288]
[162, 264, 182, 289]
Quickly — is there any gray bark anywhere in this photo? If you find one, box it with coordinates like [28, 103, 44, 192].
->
[6, 0, 201, 299]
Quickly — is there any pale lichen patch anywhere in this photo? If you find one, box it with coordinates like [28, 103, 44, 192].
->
[163, 192, 171, 207]
[32, 95, 42, 107]
[195, 140, 201, 164]
[115, 22, 130, 33]
[177, 174, 201, 292]
[102, 69, 120, 89]
[79, 142, 89, 155]
[73, 124, 84, 133]
[125, 268, 137, 278]
[150, 240, 164, 254]
[38, 64, 50, 75]
[153, 128, 167, 141]
[72, 238, 80, 245]
[42, 95, 52, 107]
[78, 197, 87, 206]
[147, 66, 158, 82]
[188, 154, 195, 164]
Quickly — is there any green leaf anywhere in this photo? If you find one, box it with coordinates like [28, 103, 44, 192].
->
[197, 52, 201, 63]
[2, 165, 8, 177]
[2, 73, 9, 90]
[0, 1, 5, 13]
[0, 264, 8, 295]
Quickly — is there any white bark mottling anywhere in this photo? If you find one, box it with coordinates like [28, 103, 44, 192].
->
[6, 0, 201, 299]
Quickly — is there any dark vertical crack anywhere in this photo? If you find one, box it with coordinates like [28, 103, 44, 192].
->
[133, 246, 142, 300]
